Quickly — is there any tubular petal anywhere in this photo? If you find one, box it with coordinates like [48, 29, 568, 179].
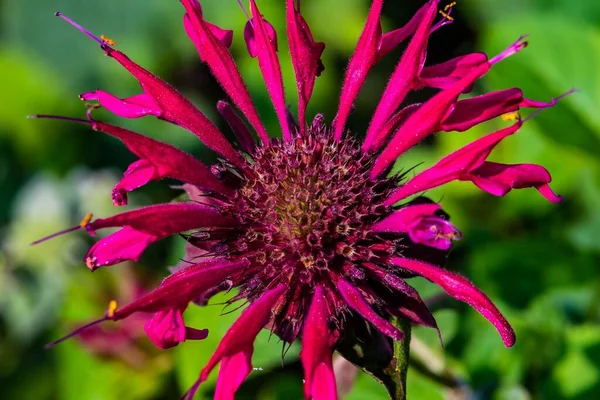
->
[248, 0, 293, 141]
[180, 0, 270, 144]
[468, 162, 562, 202]
[114, 258, 250, 319]
[384, 122, 522, 205]
[286, 0, 325, 135]
[145, 308, 187, 349]
[364, 0, 439, 146]
[87, 203, 235, 235]
[377, 1, 431, 59]
[186, 284, 287, 399]
[85, 227, 156, 269]
[80, 91, 161, 118]
[301, 286, 338, 400]
[84, 203, 235, 268]
[91, 121, 234, 204]
[391, 257, 516, 347]
[96, 48, 245, 167]
[337, 279, 403, 341]
[372, 203, 441, 233]
[332, 0, 383, 140]
[418, 52, 488, 90]
[370, 62, 491, 178]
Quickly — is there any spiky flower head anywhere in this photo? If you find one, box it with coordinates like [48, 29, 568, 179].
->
[34, 1, 571, 398]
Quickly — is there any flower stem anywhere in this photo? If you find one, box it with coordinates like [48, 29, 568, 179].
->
[383, 317, 412, 400]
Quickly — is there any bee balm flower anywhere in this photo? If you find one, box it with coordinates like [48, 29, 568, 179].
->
[35, 1, 571, 399]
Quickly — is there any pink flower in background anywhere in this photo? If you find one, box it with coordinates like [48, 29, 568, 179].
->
[35, 0, 572, 398]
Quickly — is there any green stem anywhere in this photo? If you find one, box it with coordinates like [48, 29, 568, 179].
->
[383, 317, 412, 400]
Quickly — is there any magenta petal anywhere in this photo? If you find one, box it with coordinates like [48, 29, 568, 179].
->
[81, 91, 161, 118]
[391, 257, 516, 347]
[409, 216, 461, 250]
[418, 52, 488, 90]
[112, 159, 157, 206]
[214, 351, 253, 400]
[181, 0, 270, 144]
[372, 203, 441, 233]
[84, 202, 235, 268]
[113, 258, 249, 320]
[364, 0, 438, 145]
[144, 308, 187, 349]
[384, 122, 522, 205]
[440, 88, 523, 132]
[92, 121, 234, 203]
[186, 284, 286, 400]
[87, 202, 235, 236]
[101, 48, 244, 168]
[244, 17, 278, 57]
[301, 286, 338, 400]
[337, 279, 403, 340]
[373, 203, 460, 250]
[286, 0, 325, 135]
[377, 1, 431, 59]
[332, 0, 383, 140]
[85, 226, 156, 269]
[371, 62, 492, 178]
[248, 0, 292, 141]
[365, 103, 421, 153]
[468, 161, 562, 202]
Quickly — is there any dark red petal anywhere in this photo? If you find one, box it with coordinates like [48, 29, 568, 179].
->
[391, 257, 516, 347]
[418, 52, 488, 90]
[337, 279, 403, 341]
[185, 284, 286, 399]
[85, 226, 157, 269]
[144, 308, 187, 349]
[468, 161, 562, 202]
[103, 48, 244, 168]
[384, 122, 521, 205]
[372, 203, 441, 233]
[113, 258, 249, 319]
[217, 101, 256, 153]
[377, 1, 431, 59]
[93, 121, 234, 199]
[248, 0, 293, 141]
[87, 202, 234, 235]
[366, 103, 420, 153]
[371, 62, 492, 178]
[364, 0, 439, 145]
[301, 286, 338, 400]
[180, 0, 270, 144]
[332, 0, 383, 140]
[286, 0, 325, 135]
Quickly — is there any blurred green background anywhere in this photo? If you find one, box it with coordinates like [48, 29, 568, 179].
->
[1, 0, 599, 399]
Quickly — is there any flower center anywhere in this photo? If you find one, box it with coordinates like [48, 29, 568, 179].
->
[229, 124, 398, 286]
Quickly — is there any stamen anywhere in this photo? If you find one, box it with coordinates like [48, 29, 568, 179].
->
[44, 316, 108, 348]
[27, 114, 92, 125]
[236, 0, 252, 22]
[30, 213, 93, 245]
[54, 11, 113, 48]
[100, 35, 116, 46]
[106, 300, 118, 318]
[79, 212, 93, 228]
[432, 1, 456, 32]
[489, 35, 529, 65]
[523, 88, 577, 122]
[501, 111, 521, 121]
